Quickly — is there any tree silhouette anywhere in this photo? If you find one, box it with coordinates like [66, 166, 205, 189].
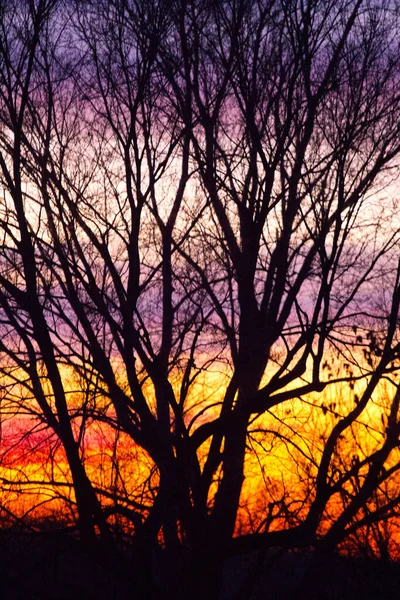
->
[0, 0, 399, 598]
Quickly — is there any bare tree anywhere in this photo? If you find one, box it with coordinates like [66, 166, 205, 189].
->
[159, 0, 400, 593]
[0, 0, 400, 598]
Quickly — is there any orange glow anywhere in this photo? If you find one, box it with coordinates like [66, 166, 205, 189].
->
[0, 360, 399, 560]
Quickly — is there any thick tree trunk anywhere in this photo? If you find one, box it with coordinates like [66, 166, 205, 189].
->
[63, 439, 111, 545]
[190, 551, 222, 600]
[211, 416, 249, 545]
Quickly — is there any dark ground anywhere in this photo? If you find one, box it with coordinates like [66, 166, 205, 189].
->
[221, 549, 400, 600]
[0, 532, 398, 599]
